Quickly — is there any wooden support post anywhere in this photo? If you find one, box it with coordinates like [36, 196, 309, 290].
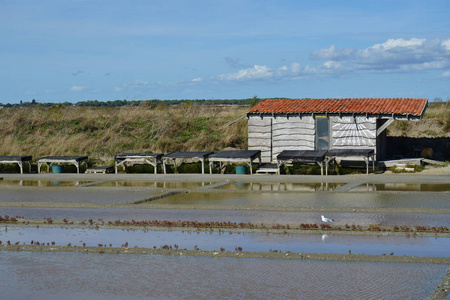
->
[201, 159, 205, 175]
[163, 159, 167, 174]
[318, 162, 324, 176]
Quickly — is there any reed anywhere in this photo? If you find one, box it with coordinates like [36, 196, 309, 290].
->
[0, 103, 249, 165]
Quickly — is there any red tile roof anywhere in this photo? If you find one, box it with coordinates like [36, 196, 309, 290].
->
[248, 98, 428, 117]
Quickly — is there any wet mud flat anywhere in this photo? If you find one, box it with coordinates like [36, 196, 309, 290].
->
[1, 243, 449, 264]
[1, 219, 449, 259]
[1, 251, 448, 300]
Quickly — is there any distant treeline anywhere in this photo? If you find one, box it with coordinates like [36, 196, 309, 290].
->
[0, 97, 267, 108]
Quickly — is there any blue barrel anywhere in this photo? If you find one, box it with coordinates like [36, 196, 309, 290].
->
[235, 165, 248, 174]
[52, 165, 65, 174]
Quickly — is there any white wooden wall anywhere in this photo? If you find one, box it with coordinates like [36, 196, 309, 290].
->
[272, 116, 315, 156]
[248, 115, 315, 162]
[330, 116, 377, 148]
[248, 115, 378, 162]
[248, 116, 272, 162]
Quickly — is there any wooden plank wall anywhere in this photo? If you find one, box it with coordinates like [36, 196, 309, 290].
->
[248, 115, 315, 162]
[272, 116, 315, 158]
[331, 116, 377, 149]
[249, 115, 379, 162]
[248, 116, 272, 162]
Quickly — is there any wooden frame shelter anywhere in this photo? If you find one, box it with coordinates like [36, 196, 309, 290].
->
[326, 148, 375, 175]
[208, 150, 261, 175]
[247, 98, 428, 163]
[277, 150, 328, 176]
[38, 156, 88, 174]
[0, 156, 32, 174]
[162, 152, 214, 174]
[114, 153, 163, 174]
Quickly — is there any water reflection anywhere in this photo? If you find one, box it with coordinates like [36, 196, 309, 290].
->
[218, 182, 343, 191]
[154, 192, 450, 209]
[0, 189, 160, 204]
[89, 181, 212, 189]
[0, 180, 92, 187]
[1, 252, 447, 300]
[1, 207, 448, 227]
[1, 226, 449, 257]
[351, 183, 450, 192]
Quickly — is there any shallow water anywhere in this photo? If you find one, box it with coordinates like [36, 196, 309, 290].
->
[0, 179, 449, 299]
[89, 181, 212, 189]
[0, 188, 160, 204]
[154, 191, 450, 209]
[217, 182, 344, 191]
[0, 180, 93, 187]
[0, 251, 447, 300]
[352, 183, 450, 192]
[1, 207, 449, 227]
[1, 226, 449, 257]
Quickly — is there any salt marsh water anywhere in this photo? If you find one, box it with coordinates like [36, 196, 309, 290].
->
[154, 191, 450, 209]
[1, 207, 449, 227]
[1, 226, 449, 257]
[351, 182, 450, 192]
[0, 188, 161, 204]
[89, 180, 213, 188]
[216, 182, 344, 191]
[1, 174, 449, 299]
[0, 251, 447, 300]
[0, 180, 93, 187]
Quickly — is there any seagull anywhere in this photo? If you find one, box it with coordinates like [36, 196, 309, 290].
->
[321, 215, 334, 223]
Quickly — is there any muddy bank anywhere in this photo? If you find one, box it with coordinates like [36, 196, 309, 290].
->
[1, 201, 449, 215]
[2, 170, 450, 184]
[428, 268, 450, 299]
[2, 217, 449, 237]
[1, 244, 448, 264]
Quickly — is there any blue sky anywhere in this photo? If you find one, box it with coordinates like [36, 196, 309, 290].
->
[1, 0, 449, 103]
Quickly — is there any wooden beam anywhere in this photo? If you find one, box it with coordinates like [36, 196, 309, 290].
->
[225, 114, 247, 127]
[377, 119, 394, 136]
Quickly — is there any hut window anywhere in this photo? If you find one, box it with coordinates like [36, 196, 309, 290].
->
[316, 116, 329, 150]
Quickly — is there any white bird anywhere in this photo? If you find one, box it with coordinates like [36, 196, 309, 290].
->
[321, 215, 334, 223]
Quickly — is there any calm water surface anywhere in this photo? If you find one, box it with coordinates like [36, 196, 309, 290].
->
[0, 251, 447, 300]
[0, 188, 160, 204]
[1, 207, 449, 227]
[1, 227, 449, 257]
[154, 191, 450, 209]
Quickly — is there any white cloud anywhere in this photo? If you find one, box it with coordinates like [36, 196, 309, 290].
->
[218, 65, 274, 81]
[442, 39, 450, 51]
[113, 38, 450, 89]
[311, 45, 354, 61]
[123, 80, 149, 88]
[440, 71, 450, 77]
[369, 38, 425, 51]
[70, 85, 89, 92]
[114, 80, 151, 91]
[315, 38, 450, 73]
[214, 38, 450, 84]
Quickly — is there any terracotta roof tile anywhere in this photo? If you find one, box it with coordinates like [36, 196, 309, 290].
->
[248, 98, 428, 116]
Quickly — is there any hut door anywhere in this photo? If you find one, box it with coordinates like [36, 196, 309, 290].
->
[316, 117, 329, 150]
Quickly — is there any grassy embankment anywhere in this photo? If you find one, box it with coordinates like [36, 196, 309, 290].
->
[0, 100, 448, 172]
[0, 102, 248, 170]
[387, 101, 450, 138]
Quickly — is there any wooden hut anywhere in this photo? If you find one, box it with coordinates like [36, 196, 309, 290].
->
[247, 98, 428, 162]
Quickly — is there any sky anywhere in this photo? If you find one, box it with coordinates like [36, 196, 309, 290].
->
[1, 0, 449, 104]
